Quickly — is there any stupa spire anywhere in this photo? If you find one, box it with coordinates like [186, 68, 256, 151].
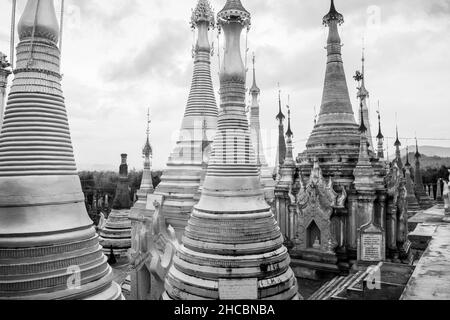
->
[141, 109, 154, 195]
[164, 0, 299, 300]
[154, 0, 218, 240]
[359, 102, 367, 133]
[285, 104, 294, 162]
[376, 106, 384, 160]
[0, 0, 121, 300]
[415, 137, 421, 159]
[250, 52, 260, 95]
[301, 0, 360, 184]
[249, 53, 267, 167]
[276, 87, 287, 166]
[394, 124, 403, 170]
[405, 145, 411, 167]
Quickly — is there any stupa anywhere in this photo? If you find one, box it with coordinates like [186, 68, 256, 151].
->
[154, 0, 218, 241]
[413, 139, 434, 209]
[298, 0, 361, 185]
[273, 91, 286, 179]
[275, 1, 409, 276]
[249, 54, 275, 202]
[375, 111, 384, 160]
[393, 127, 403, 171]
[99, 154, 133, 265]
[131, 110, 154, 217]
[354, 48, 374, 153]
[0, 0, 121, 300]
[163, 0, 299, 300]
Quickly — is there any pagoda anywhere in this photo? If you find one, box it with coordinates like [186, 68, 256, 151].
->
[99, 154, 133, 265]
[131, 110, 154, 217]
[376, 110, 384, 160]
[163, 0, 299, 300]
[0, 52, 11, 128]
[154, 0, 218, 241]
[249, 54, 275, 202]
[393, 127, 403, 172]
[404, 146, 421, 215]
[298, 0, 361, 186]
[0, 0, 121, 300]
[274, 1, 409, 278]
[413, 139, 434, 209]
[273, 91, 286, 179]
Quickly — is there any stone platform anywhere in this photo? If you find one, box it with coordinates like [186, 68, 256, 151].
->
[401, 208, 450, 300]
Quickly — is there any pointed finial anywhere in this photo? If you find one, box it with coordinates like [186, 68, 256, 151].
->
[250, 51, 260, 94]
[323, 0, 344, 26]
[143, 109, 152, 158]
[405, 144, 411, 167]
[276, 83, 285, 122]
[376, 102, 384, 139]
[286, 96, 293, 138]
[191, 0, 215, 29]
[394, 114, 401, 147]
[359, 102, 367, 133]
[415, 135, 421, 159]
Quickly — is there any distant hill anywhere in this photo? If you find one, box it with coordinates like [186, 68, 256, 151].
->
[390, 145, 450, 159]
[401, 153, 450, 170]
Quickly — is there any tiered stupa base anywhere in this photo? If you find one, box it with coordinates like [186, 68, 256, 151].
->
[163, 204, 301, 300]
[99, 209, 132, 265]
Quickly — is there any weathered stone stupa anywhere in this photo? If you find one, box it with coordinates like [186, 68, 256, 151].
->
[298, 0, 361, 185]
[0, 53, 11, 128]
[154, 0, 218, 241]
[0, 0, 121, 300]
[163, 0, 299, 300]
[413, 140, 434, 209]
[249, 54, 275, 202]
[99, 154, 132, 264]
[274, 1, 410, 276]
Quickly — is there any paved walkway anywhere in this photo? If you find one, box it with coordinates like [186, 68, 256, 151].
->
[402, 206, 450, 300]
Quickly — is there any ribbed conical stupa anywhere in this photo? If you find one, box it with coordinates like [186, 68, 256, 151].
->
[249, 54, 275, 202]
[154, 0, 218, 241]
[0, 0, 121, 300]
[99, 154, 132, 265]
[163, 0, 299, 300]
[300, 0, 360, 186]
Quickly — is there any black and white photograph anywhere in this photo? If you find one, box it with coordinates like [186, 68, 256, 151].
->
[0, 0, 450, 311]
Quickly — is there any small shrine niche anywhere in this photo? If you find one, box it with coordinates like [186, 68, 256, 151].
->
[307, 221, 321, 249]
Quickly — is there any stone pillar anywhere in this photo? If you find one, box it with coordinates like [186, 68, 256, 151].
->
[444, 173, 450, 222]
[436, 179, 443, 203]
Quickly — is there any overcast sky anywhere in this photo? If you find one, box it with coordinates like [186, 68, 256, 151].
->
[1, 0, 449, 171]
